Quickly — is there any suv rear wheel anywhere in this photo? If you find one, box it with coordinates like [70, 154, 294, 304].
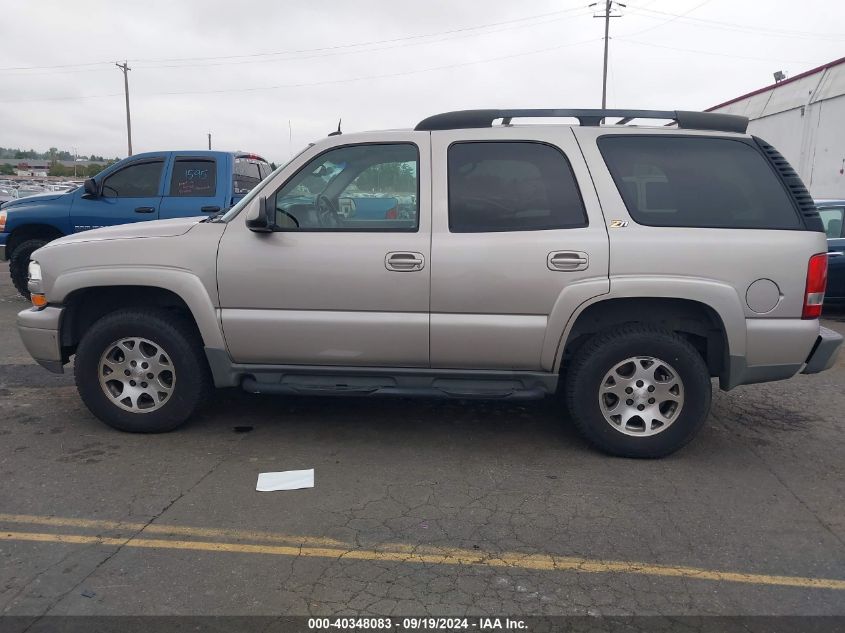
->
[564, 325, 711, 458]
[74, 308, 212, 432]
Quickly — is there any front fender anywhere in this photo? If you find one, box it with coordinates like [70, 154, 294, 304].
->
[49, 266, 226, 350]
[4, 198, 73, 235]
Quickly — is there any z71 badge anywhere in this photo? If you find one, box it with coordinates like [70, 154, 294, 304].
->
[609, 220, 629, 228]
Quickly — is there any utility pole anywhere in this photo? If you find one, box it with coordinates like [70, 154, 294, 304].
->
[115, 61, 133, 156]
[591, 1, 624, 109]
[207, 132, 212, 150]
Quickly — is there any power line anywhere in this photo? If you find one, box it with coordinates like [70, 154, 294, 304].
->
[0, 36, 603, 104]
[0, 5, 588, 73]
[131, 10, 593, 72]
[620, 0, 711, 38]
[615, 37, 814, 64]
[623, 5, 845, 41]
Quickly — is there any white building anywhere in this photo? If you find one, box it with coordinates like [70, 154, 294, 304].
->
[708, 56, 845, 199]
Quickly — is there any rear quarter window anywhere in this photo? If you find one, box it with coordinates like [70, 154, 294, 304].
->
[598, 136, 802, 230]
[233, 157, 270, 194]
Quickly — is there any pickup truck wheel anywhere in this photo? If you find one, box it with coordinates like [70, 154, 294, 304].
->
[9, 239, 48, 299]
[565, 325, 711, 458]
[74, 308, 212, 433]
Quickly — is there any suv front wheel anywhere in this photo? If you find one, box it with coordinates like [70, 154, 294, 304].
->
[74, 308, 212, 432]
[565, 325, 712, 458]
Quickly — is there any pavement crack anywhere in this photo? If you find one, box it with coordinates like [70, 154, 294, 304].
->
[20, 448, 231, 625]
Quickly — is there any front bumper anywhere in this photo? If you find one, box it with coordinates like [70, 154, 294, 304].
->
[17, 306, 65, 373]
[0, 232, 7, 260]
[802, 326, 843, 374]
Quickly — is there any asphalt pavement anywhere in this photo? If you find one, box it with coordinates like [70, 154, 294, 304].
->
[0, 268, 843, 618]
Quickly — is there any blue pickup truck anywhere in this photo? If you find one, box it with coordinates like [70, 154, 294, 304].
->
[0, 150, 271, 296]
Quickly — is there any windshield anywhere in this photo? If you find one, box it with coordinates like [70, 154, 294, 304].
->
[219, 145, 313, 222]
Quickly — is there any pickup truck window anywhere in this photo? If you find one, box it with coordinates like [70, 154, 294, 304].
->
[168, 159, 217, 197]
[271, 143, 419, 232]
[599, 136, 802, 230]
[233, 156, 271, 195]
[102, 161, 164, 198]
[819, 207, 844, 238]
[448, 141, 587, 233]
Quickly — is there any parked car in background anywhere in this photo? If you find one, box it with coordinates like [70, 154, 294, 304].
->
[16, 188, 46, 199]
[0, 150, 270, 297]
[0, 188, 18, 204]
[817, 199, 845, 305]
[15, 108, 842, 458]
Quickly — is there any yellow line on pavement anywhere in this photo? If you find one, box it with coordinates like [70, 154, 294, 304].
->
[1, 529, 844, 591]
[0, 513, 347, 548]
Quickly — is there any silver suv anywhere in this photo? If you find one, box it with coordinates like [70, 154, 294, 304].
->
[16, 109, 843, 457]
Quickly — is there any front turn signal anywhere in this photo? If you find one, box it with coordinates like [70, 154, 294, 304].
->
[31, 293, 47, 309]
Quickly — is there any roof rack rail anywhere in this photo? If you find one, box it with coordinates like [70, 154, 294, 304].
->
[414, 109, 748, 134]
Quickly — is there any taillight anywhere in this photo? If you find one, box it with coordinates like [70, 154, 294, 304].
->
[802, 253, 828, 319]
[385, 206, 398, 220]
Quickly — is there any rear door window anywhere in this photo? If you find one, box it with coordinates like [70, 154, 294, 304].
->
[168, 159, 217, 197]
[598, 136, 802, 229]
[447, 141, 587, 233]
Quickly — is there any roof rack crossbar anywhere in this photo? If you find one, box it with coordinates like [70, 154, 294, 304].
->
[414, 109, 748, 134]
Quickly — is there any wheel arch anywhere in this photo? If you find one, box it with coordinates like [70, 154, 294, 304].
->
[554, 281, 743, 382]
[54, 270, 225, 359]
[6, 223, 65, 255]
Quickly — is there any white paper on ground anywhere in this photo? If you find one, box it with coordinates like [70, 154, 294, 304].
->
[256, 469, 314, 491]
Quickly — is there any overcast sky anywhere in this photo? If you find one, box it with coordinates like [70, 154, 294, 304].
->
[1, 0, 842, 163]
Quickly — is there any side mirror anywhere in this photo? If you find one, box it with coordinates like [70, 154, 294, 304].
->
[83, 178, 99, 197]
[246, 195, 275, 232]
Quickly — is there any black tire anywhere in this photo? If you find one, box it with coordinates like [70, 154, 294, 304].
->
[564, 325, 711, 458]
[74, 308, 213, 433]
[9, 238, 48, 299]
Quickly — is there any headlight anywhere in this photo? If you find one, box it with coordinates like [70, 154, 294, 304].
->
[0, 210, 6, 232]
[28, 260, 42, 282]
[28, 260, 46, 308]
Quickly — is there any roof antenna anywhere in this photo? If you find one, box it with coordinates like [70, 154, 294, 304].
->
[328, 118, 342, 136]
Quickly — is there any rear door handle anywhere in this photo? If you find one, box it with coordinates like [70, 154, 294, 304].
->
[385, 251, 425, 272]
[548, 250, 589, 271]
[201, 206, 221, 213]
[134, 206, 155, 214]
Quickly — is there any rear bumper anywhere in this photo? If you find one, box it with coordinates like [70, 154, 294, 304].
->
[16, 306, 65, 373]
[802, 326, 843, 374]
[721, 318, 840, 389]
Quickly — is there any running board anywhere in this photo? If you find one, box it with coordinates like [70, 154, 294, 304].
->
[239, 368, 556, 400]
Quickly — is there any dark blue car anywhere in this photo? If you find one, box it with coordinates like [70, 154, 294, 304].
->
[817, 199, 845, 305]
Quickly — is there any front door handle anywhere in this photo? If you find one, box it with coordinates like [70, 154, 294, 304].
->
[134, 206, 155, 214]
[548, 250, 589, 271]
[201, 206, 221, 213]
[385, 251, 425, 272]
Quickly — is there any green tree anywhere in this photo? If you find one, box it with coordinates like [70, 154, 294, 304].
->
[85, 163, 109, 177]
[49, 163, 70, 177]
[0, 164, 14, 175]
